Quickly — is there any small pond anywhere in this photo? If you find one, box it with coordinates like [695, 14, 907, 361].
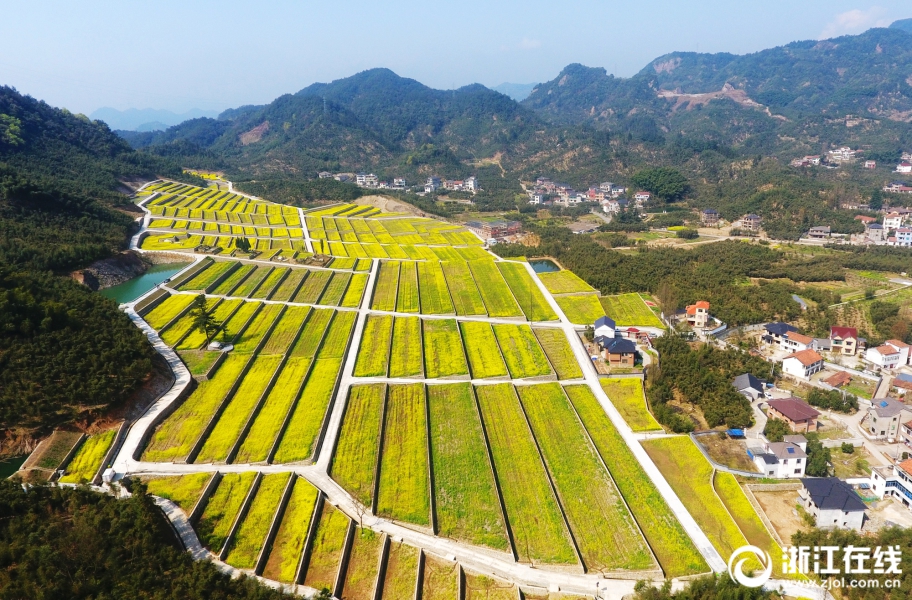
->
[0, 456, 26, 479]
[529, 259, 560, 273]
[99, 263, 188, 304]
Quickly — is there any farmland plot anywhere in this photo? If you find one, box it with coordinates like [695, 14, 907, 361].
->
[563, 385, 704, 577]
[341, 273, 369, 308]
[537, 271, 595, 294]
[225, 473, 291, 569]
[143, 294, 196, 330]
[197, 472, 257, 552]
[294, 270, 333, 304]
[554, 294, 606, 325]
[179, 261, 237, 292]
[518, 383, 653, 571]
[270, 268, 308, 302]
[331, 384, 386, 507]
[233, 303, 284, 353]
[440, 262, 486, 316]
[464, 572, 518, 600]
[389, 317, 423, 378]
[600, 293, 664, 328]
[177, 298, 242, 350]
[467, 260, 523, 318]
[319, 271, 352, 306]
[396, 261, 420, 313]
[303, 503, 350, 591]
[599, 378, 662, 432]
[59, 429, 117, 484]
[288, 308, 334, 358]
[260, 306, 309, 354]
[379, 541, 419, 600]
[474, 384, 577, 565]
[641, 436, 749, 562]
[460, 322, 508, 379]
[497, 262, 557, 322]
[231, 266, 273, 297]
[422, 555, 459, 600]
[377, 384, 430, 526]
[427, 384, 508, 550]
[144, 473, 213, 514]
[212, 264, 256, 295]
[340, 528, 383, 600]
[532, 328, 583, 380]
[251, 267, 288, 299]
[263, 476, 320, 583]
[354, 314, 393, 377]
[371, 261, 401, 311]
[417, 261, 455, 314]
[423, 319, 469, 379]
[160, 308, 204, 347]
[492, 324, 552, 379]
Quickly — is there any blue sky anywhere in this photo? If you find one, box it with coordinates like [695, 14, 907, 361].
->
[0, 1, 907, 115]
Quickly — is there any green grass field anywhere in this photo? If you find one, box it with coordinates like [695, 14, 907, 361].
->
[225, 473, 291, 569]
[497, 262, 558, 322]
[288, 308, 334, 359]
[396, 261, 420, 313]
[197, 472, 257, 552]
[293, 270, 332, 304]
[422, 555, 459, 600]
[492, 324, 553, 379]
[427, 384, 508, 550]
[464, 572, 518, 600]
[467, 260, 523, 318]
[532, 328, 583, 380]
[212, 264, 255, 295]
[474, 383, 576, 565]
[263, 476, 320, 583]
[376, 383, 430, 526]
[537, 270, 595, 294]
[269, 267, 307, 301]
[59, 429, 117, 484]
[331, 384, 385, 508]
[144, 473, 213, 513]
[389, 317, 423, 378]
[303, 503, 350, 591]
[564, 385, 706, 578]
[319, 271, 352, 306]
[423, 318, 469, 378]
[460, 321, 508, 379]
[600, 293, 664, 328]
[555, 293, 606, 325]
[354, 314, 393, 377]
[417, 261, 455, 314]
[518, 383, 653, 571]
[260, 306, 307, 354]
[600, 378, 662, 432]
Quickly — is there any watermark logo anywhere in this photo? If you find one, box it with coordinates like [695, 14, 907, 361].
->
[728, 545, 773, 588]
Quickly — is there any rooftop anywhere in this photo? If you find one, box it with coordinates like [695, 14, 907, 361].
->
[872, 399, 909, 418]
[766, 322, 798, 336]
[801, 478, 867, 513]
[768, 397, 821, 422]
[822, 371, 852, 388]
[733, 373, 764, 392]
[784, 348, 824, 366]
[830, 326, 858, 339]
[768, 441, 807, 460]
[786, 332, 814, 345]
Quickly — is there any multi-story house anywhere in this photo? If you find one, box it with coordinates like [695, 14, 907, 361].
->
[830, 326, 860, 355]
[701, 209, 720, 226]
[781, 349, 825, 380]
[884, 212, 905, 230]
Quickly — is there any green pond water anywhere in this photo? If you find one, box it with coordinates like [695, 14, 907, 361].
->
[99, 263, 188, 304]
[0, 456, 26, 479]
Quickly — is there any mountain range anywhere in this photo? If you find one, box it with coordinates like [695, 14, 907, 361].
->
[90, 107, 220, 132]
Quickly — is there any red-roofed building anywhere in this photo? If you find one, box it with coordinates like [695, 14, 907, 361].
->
[830, 326, 860, 355]
[767, 397, 820, 433]
[823, 371, 852, 388]
[855, 215, 876, 224]
[783, 332, 814, 352]
[782, 349, 825, 379]
[685, 300, 711, 329]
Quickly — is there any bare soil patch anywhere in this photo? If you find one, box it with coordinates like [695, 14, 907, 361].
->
[697, 434, 758, 472]
[752, 489, 809, 543]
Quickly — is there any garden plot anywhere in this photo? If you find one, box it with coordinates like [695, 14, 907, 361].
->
[467, 260, 523, 318]
[492, 324, 553, 379]
[263, 476, 320, 583]
[600, 293, 664, 328]
[378, 541, 420, 600]
[474, 384, 577, 565]
[377, 384, 431, 527]
[303, 503, 350, 591]
[554, 294, 606, 325]
[599, 378, 662, 432]
[197, 472, 258, 552]
[417, 261, 455, 314]
[142, 294, 196, 330]
[212, 264, 256, 295]
[331, 384, 386, 508]
[354, 314, 394, 377]
[497, 262, 557, 322]
[341, 273, 369, 308]
[440, 262, 486, 316]
[272, 311, 356, 463]
[319, 271, 352, 306]
[293, 270, 333, 304]
[143, 473, 213, 514]
[371, 261, 401, 312]
[533, 328, 583, 380]
[389, 317, 423, 378]
[537, 271, 595, 294]
[428, 384, 508, 550]
[396, 261, 421, 313]
[59, 429, 117, 484]
[518, 383, 653, 572]
[270, 268, 308, 302]
[641, 436, 750, 562]
[225, 473, 292, 569]
[460, 322, 508, 379]
[563, 385, 705, 577]
[423, 319, 469, 378]
[422, 555, 459, 600]
[339, 528, 384, 600]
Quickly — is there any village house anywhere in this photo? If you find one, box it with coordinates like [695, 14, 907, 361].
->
[865, 340, 910, 370]
[865, 160, 877, 169]
[867, 399, 912, 442]
[807, 226, 831, 239]
[750, 435, 807, 478]
[595, 336, 638, 367]
[633, 191, 651, 205]
[866, 222, 886, 242]
[465, 219, 522, 242]
[896, 161, 912, 174]
[830, 326, 860, 355]
[822, 370, 853, 388]
[892, 228, 912, 247]
[425, 177, 441, 193]
[593, 316, 616, 339]
[827, 147, 857, 162]
[800, 478, 867, 530]
[740, 214, 762, 232]
[767, 397, 820, 432]
[781, 349, 825, 380]
[871, 459, 912, 512]
[763, 322, 798, 346]
[318, 171, 333, 178]
[893, 374, 912, 397]
[701, 208, 720, 226]
[684, 300, 711, 329]
[855, 215, 876, 225]
[733, 373, 765, 400]
[884, 212, 905, 230]
[356, 172, 379, 188]
[392, 178, 407, 190]
[782, 332, 814, 353]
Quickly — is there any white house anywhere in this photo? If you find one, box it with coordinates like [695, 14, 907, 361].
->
[751, 435, 807, 478]
[634, 191, 651, 205]
[867, 399, 912, 442]
[782, 349, 825, 380]
[800, 478, 867, 530]
[896, 161, 912, 173]
[782, 331, 813, 352]
[425, 177, 441, 193]
[892, 228, 912, 247]
[884, 213, 905, 230]
[866, 343, 904, 370]
[594, 316, 616, 339]
[871, 460, 912, 512]
[465, 176, 478, 191]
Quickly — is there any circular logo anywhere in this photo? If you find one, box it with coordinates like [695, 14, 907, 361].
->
[728, 545, 773, 588]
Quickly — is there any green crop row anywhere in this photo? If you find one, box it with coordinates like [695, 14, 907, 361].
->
[260, 306, 308, 355]
[302, 503, 350, 591]
[319, 272, 351, 306]
[389, 317, 423, 378]
[332, 384, 386, 507]
[198, 472, 257, 552]
[221, 301, 261, 344]
[475, 383, 576, 565]
[537, 270, 595, 294]
[371, 261, 400, 311]
[225, 473, 291, 569]
[533, 328, 583, 380]
[341, 273, 369, 307]
[600, 378, 662, 432]
[144, 473, 213, 514]
[292, 270, 331, 304]
[178, 261, 237, 292]
[340, 528, 383, 600]
[423, 318, 469, 378]
[178, 299, 243, 350]
[251, 267, 288, 299]
[288, 308, 333, 359]
[376, 383, 430, 526]
[492, 324, 552, 379]
[428, 383, 508, 550]
[233, 303, 283, 353]
[555, 293, 606, 325]
[440, 261, 486, 316]
[563, 385, 705, 577]
[230, 266, 272, 297]
[143, 294, 196, 330]
[467, 260, 523, 318]
[59, 429, 117, 484]
[263, 476, 320, 583]
[417, 261, 455, 314]
[497, 262, 557, 322]
[396, 261, 420, 313]
[270, 268, 307, 301]
[212, 264, 255, 295]
[518, 383, 653, 571]
[354, 314, 393, 377]
[460, 321, 508, 379]
[600, 293, 665, 328]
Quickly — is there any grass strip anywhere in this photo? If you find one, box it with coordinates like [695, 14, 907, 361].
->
[532, 328, 583, 380]
[341, 273, 369, 307]
[464, 572, 517, 600]
[263, 477, 320, 583]
[225, 473, 291, 569]
[600, 293, 664, 328]
[303, 503, 350, 591]
[474, 383, 576, 565]
[388, 317, 423, 378]
[178, 299, 243, 350]
[143, 473, 212, 513]
[377, 383, 430, 526]
[538, 271, 595, 294]
[423, 319, 469, 378]
[293, 270, 333, 304]
[422, 555, 459, 600]
[143, 294, 196, 330]
[396, 261, 420, 313]
[563, 385, 705, 577]
[460, 321, 508, 379]
[492, 324, 552, 379]
[197, 472, 257, 552]
[260, 306, 309, 355]
[354, 314, 393, 377]
[599, 378, 662, 432]
[497, 262, 557, 322]
[428, 383, 508, 550]
[270, 268, 308, 302]
[378, 541, 419, 600]
[417, 261, 455, 314]
[331, 384, 386, 507]
[59, 430, 117, 484]
[466, 260, 523, 318]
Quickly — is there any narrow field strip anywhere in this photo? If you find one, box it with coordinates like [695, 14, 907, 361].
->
[233, 303, 284, 353]
[599, 378, 662, 432]
[319, 271, 352, 306]
[417, 261, 455, 314]
[143, 293, 196, 330]
[197, 472, 258, 552]
[251, 267, 288, 299]
[563, 385, 706, 578]
[423, 319, 469, 378]
[179, 261, 237, 292]
[270, 268, 308, 302]
[331, 384, 386, 508]
[554, 293, 606, 325]
[532, 328, 583, 380]
[467, 260, 523, 318]
[518, 383, 653, 572]
[303, 503, 350, 591]
[231, 266, 273, 297]
[396, 261, 420, 313]
[339, 528, 383, 600]
[492, 324, 553, 379]
[537, 270, 596, 294]
[288, 308, 334, 359]
[263, 477, 320, 583]
[354, 314, 393, 377]
[460, 321, 508, 379]
[464, 571, 517, 600]
[178, 298, 243, 350]
[212, 264, 256, 295]
[377, 383, 430, 526]
[379, 541, 419, 600]
[160, 306, 207, 347]
[474, 383, 577, 565]
[225, 473, 292, 569]
[389, 316, 423, 378]
[260, 306, 309, 355]
[143, 473, 212, 514]
[428, 383, 508, 550]
[371, 261, 400, 311]
[422, 555, 459, 600]
[341, 272, 369, 308]
[440, 261, 486, 316]
[293, 270, 333, 304]
[497, 262, 558, 322]
[600, 293, 665, 328]
[59, 429, 117, 484]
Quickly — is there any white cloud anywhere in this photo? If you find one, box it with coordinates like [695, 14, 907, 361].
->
[518, 37, 542, 50]
[820, 7, 892, 39]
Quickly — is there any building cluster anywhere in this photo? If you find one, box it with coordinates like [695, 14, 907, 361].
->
[790, 147, 858, 169]
[423, 176, 479, 194]
[590, 316, 653, 366]
[464, 219, 522, 243]
[317, 172, 479, 195]
[853, 209, 912, 246]
[526, 177, 651, 213]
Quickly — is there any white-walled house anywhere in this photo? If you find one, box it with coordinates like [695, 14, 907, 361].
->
[782, 349, 825, 379]
[594, 316, 616, 339]
[871, 459, 912, 512]
[750, 435, 807, 478]
[801, 478, 867, 530]
[865, 341, 909, 370]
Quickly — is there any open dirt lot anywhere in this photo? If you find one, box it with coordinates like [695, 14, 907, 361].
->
[752, 488, 810, 543]
[697, 434, 758, 472]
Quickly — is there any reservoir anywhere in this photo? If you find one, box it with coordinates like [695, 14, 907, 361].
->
[0, 456, 26, 479]
[529, 259, 561, 273]
[100, 263, 188, 304]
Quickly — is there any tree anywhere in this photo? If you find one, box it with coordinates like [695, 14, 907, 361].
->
[189, 294, 222, 345]
[763, 418, 790, 442]
[235, 237, 251, 252]
[630, 167, 690, 202]
[805, 436, 831, 477]
[869, 188, 883, 211]
[675, 228, 698, 239]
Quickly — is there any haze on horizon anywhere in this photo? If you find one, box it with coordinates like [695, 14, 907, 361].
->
[0, 0, 908, 116]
